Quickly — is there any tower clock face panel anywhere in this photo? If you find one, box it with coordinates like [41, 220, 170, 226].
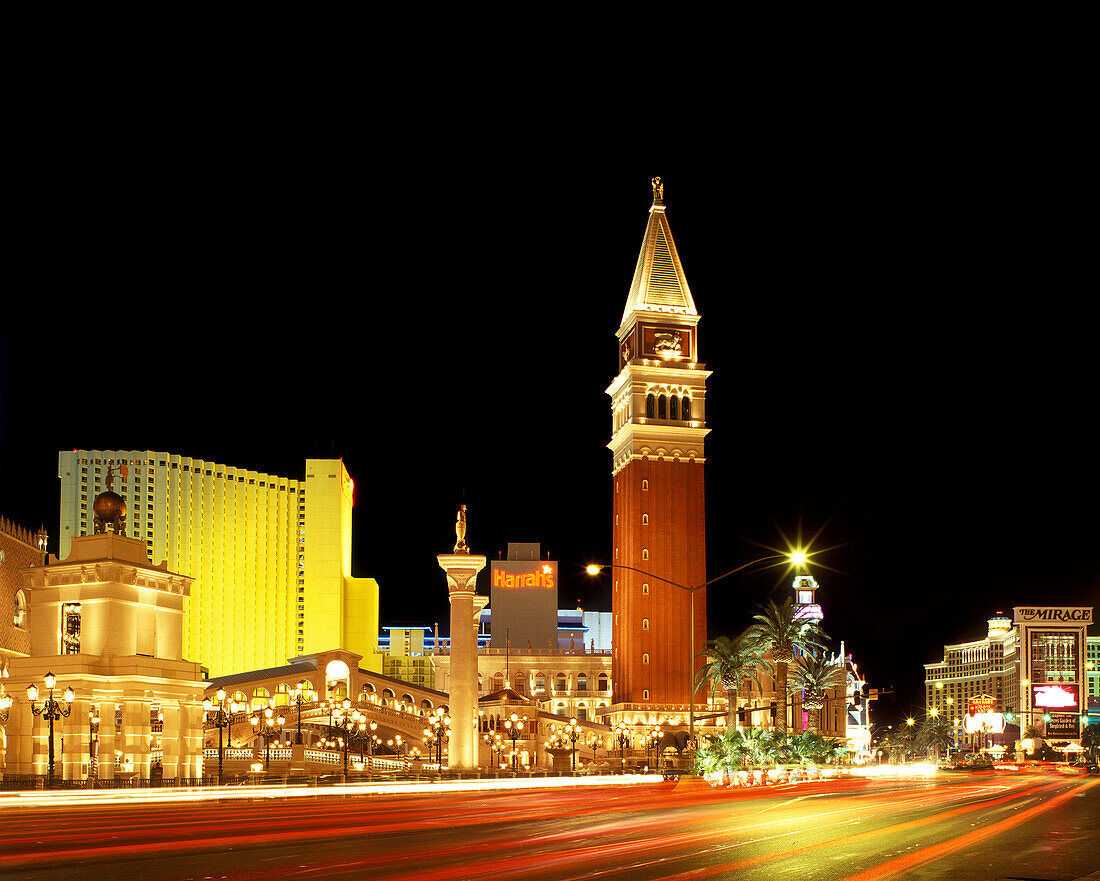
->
[640, 325, 693, 361]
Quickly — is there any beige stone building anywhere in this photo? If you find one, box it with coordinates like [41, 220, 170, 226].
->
[4, 531, 206, 781]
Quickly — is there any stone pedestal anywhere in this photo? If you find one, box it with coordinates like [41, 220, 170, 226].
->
[437, 552, 488, 771]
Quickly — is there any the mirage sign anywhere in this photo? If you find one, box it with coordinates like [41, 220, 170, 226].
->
[1013, 607, 1092, 624]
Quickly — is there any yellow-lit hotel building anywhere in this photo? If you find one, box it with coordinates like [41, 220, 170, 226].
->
[57, 451, 380, 678]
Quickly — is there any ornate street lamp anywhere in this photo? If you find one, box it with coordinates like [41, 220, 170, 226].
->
[423, 708, 451, 768]
[203, 688, 242, 785]
[585, 731, 601, 765]
[251, 703, 286, 772]
[27, 672, 74, 787]
[562, 718, 582, 772]
[504, 713, 526, 772]
[644, 726, 664, 770]
[615, 721, 630, 773]
[89, 708, 101, 783]
[292, 683, 307, 745]
[0, 692, 12, 723]
[483, 732, 506, 769]
[331, 699, 367, 776]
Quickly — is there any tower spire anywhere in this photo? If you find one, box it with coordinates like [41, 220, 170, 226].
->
[619, 178, 697, 330]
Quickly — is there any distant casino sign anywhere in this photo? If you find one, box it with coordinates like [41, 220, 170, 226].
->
[491, 561, 557, 590]
[1013, 607, 1092, 624]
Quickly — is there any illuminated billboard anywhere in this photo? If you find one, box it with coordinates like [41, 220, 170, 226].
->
[489, 560, 559, 651]
[1032, 683, 1080, 711]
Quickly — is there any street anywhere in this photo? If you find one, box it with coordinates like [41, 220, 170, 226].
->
[1, 770, 1097, 880]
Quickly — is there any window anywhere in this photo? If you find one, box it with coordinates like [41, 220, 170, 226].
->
[555, 674, 567, 693]
[646, 395, 655, 418]
[62, 603, 82, 654]
[598, 674, 609, 692]
[641, 514, 648, 525]
[670, 395, 679, 420]
[682, 397, 691, 420]
[13, 591, 28, 628]
[658, 395, 667, 419]
[576, 674, 587, 692]
[642, 583, 649, 595]
[642, 618, 650, 630]
[642, 549, 649, 560]
[642, 479, 649, 491]
[643, 653, 650, 664]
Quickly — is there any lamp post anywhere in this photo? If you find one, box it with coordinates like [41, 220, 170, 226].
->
[27, 672, 74, 787]
[203, 688, 241, 786]
[292, 683, 306, 745]
[615, 721, 630, 773]
[424, 708, 451, 768]
[644, 726, 664, 770]
[504, 713, 525, 772]
[250, 703, 286, 772]
[332, 699, 367, 776]
[483, 732, 506, 769]
[586, 551, 805, 744]
[586, 732, 601, 766]
[563, 718, 582, 772]
[88, 708, 101, 783]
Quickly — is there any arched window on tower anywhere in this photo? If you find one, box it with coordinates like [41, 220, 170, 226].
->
[682, 396, 691, 420]
[658, 395, 667, 419]
[670, 395, 679, 420]
[646, 395, 655, 418]
[642, 618, 650, 630]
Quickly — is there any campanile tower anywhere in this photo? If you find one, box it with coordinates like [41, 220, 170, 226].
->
[606, 179, 710, 708]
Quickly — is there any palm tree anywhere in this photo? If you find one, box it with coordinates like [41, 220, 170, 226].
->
[744, 598, 828, 734]
[915, 715, 954, 760]
[1081, 723, 1099, 764]
[787, 650, 846, 733]
[695, 634, 767, 727]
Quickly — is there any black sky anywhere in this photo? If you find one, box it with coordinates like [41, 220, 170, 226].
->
[1, 111, 1097, 728]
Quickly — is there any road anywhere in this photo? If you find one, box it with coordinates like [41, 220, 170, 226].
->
[1, 770, 1097, 880]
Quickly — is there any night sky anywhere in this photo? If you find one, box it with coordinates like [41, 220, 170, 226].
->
[2, 139, 1097, 729]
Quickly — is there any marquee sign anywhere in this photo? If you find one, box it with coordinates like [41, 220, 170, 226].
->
[491, 562, 557, 590]
[1032, 683, 1079, 711]
[963, 712, 1006, 734]
[1013, 607, 1092, 624]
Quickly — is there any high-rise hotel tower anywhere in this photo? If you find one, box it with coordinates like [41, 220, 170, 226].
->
[606, 179, 710, 708]
[58, 452, 380, 678]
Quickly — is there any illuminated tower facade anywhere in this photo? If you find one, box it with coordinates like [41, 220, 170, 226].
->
[606, 179, 710, 708]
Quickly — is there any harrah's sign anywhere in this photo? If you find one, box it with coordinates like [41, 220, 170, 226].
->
[492, 563, 556, 590]
[1013, 607, 1092, 624]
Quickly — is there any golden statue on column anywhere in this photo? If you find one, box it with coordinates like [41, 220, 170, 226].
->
[454, 504, 469, 553]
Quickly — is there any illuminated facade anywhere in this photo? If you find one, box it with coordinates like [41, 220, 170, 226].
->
[1014, 606, 1091, 742]
[6, 532, 206, 781]
[924, 613, 1020, 749]
[606, 179, 709, 710]
[58, 452, 380, 677]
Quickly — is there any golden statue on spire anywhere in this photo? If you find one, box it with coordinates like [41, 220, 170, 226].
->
[651, 176, 664, 203]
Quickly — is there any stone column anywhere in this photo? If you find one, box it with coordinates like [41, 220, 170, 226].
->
[437, 552, 487, 771]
